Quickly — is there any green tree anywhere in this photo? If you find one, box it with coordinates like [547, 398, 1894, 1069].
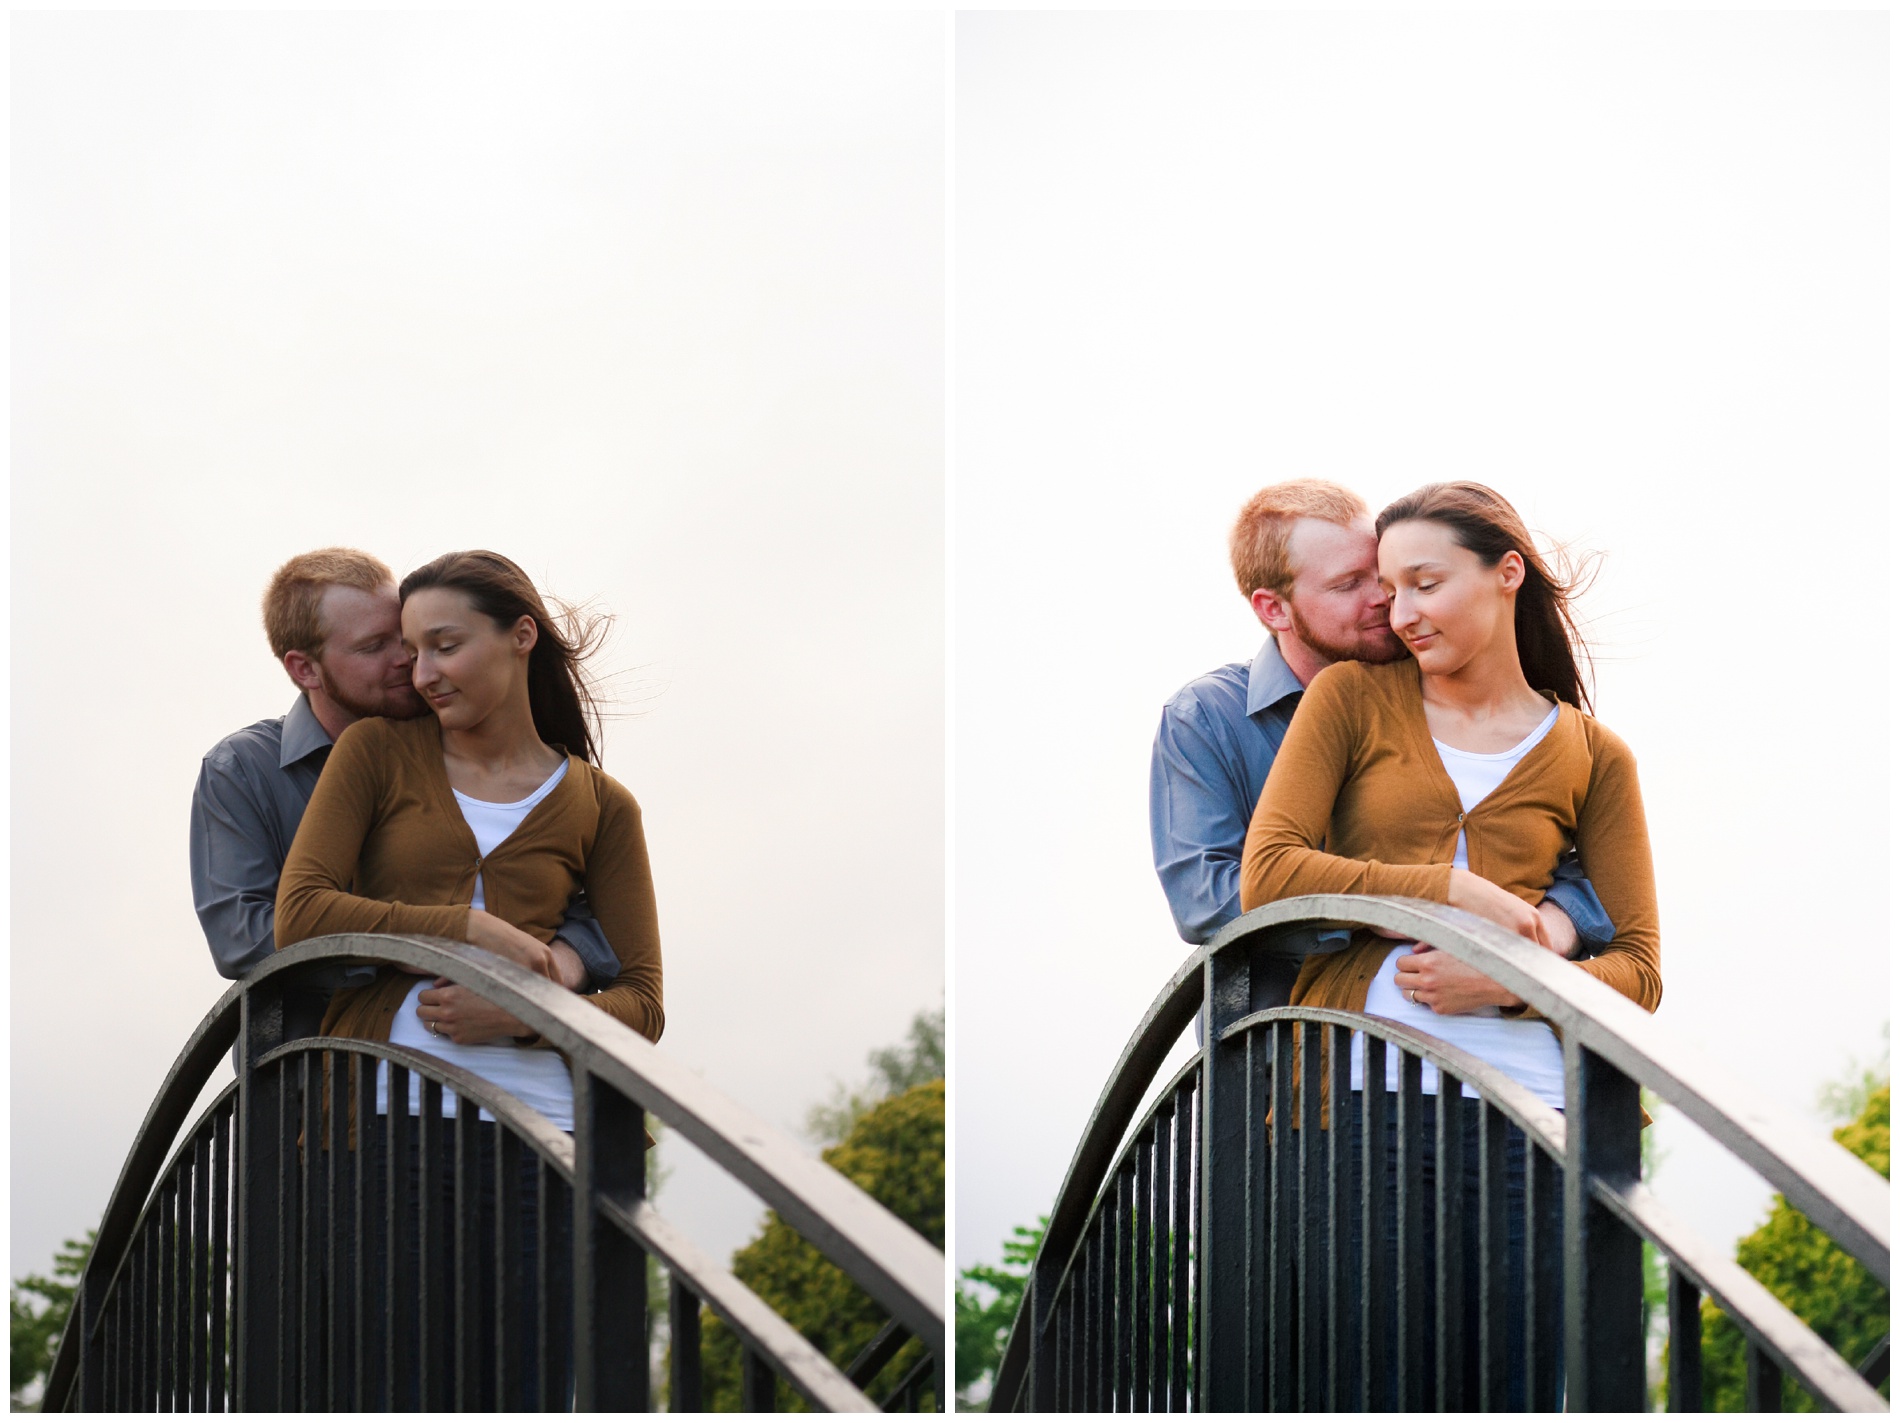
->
[1697, 1081, 1890, 1411]
[11, 1233, 93, 1412]
[805, 1008, 944, 1145]
[699, 1078, 944, 1411]
[954, 1219, 1044, 1411]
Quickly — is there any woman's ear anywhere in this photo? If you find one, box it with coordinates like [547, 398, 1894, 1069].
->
[1497, 550, 1527, 593]
[513, 613, 540, 656]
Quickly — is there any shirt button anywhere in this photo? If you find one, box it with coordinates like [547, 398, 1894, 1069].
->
[1457, 812, 1466, 823]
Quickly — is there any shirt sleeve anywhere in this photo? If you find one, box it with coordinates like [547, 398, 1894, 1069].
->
[1148, 701, 1249, 943]
[189, 754, 281, 978]
[577, 776, 665, 1044]
[1543, 853, 1617, 956]
[1240, 665, 1453, 909]
[275, 721, 471, 947]
[1512, 727, 1661, 1020]
[552, 894, 621, 992]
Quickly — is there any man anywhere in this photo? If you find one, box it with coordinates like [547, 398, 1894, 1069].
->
[1148, 479, 1611, 961]
[190, 547, 619, 1039]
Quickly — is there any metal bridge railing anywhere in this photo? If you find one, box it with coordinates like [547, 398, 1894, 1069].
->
[990, 894, 1889, 1413]
[42, 932, 944, 1413]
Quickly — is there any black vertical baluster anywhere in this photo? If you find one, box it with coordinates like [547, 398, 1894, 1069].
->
[455, 1097, 479, 1410]
[1149, 1105, 1171, 1410]
[1106, 1177, 1121, 1410]
[1267, 1022, 1295, 1411]
[1326, 1022, 1352, 1412]
[1746, 1342, 1783, 1412]
[1299, 1020, 1324, 1411]
[497, 1129, 522, 1409]
[1360, 1036, 1387, 1413]
[536, 1159, 556, 1412]
[159, 1176, 175, 1412]
[129, 1239, 142, 1412]
[1526, 1143, 1557, 1412]
[419, 1076, 447, 1411]
[1238, 1027, 1266, 1412]
[144, 1201, 160, 1409]
[669, 1274, 703, 1413]
[572, 1073, 648, 1412]
[1667, 1265, 1702, 1412]
[1564, 1041, 1644, 1412]
[112, 1287, 125, 1410]
[326, 1053, 347, 1411]
[1478, 1102, 1508, 1411]
[1395, 1050, 1424, 1412]
[386, 1065, 413, 1412]
[1133, 1143, 1152, 1411]
[301, 1051, 322, 1410]
[1435, 1073, 1465, 1411]
[192, 1129, 210, 1411]
[1183, 1072, 1200, 1410]
[353, 1055, 376, 1412]
[742, 1346, 776, 1411]
[1083, 1220, 1099, 1411]
[211, 1104, 230, 1412]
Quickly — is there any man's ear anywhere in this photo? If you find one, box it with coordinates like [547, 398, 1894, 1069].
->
[281, 649, 323, 694]
[1250, 587, 1294, 634]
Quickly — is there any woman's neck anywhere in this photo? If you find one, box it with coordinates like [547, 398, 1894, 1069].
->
[441, 693, 558, 772]
[1419, 636, 1549, 726]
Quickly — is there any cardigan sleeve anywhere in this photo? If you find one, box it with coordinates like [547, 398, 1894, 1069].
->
[577, 774, 665, 1044]
[1520, 723, 1662, 1018]
[275, 720, 472, 948]
[1240, 663, 1454, 910]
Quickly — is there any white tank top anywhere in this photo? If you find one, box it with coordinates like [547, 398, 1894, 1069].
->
[1355, 703, 1568, 1107]
[381, 760, 576, 1129]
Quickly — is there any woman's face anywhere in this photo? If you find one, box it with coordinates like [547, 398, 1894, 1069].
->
[401, 586, 535, 732]
[1377, 519, 1522, 678]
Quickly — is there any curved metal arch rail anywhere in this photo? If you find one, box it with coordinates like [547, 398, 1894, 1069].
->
[990, 895, 1889, 1413]
[43, 933, 945, 1412]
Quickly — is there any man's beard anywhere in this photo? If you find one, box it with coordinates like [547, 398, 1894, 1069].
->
[1287, 602, 1407, 666]
[318, 664, 427, 721]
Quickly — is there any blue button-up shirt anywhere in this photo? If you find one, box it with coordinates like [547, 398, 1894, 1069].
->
[1148, 637, 1614, 951]
[188, 695, 621, 985]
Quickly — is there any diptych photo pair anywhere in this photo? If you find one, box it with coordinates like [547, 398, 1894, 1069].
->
[10, 11, 1890, 1414]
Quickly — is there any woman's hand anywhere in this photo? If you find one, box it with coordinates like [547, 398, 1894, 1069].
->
[1448, 868, 1552, 951]
[465, 909, 560, 981]
[1392, 946, 1523, 1014]
[415, 978, 531, 1045]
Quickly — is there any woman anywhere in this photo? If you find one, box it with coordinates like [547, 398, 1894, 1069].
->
[1239, 482, 1660, 1409]
[275, 549, 663, 1406]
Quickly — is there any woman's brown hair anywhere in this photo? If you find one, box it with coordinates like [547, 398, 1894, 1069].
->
[399, 551, 610, 763]
[1375, 482, 1595, 711]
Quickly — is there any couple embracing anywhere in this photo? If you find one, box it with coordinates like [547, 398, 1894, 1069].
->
[190, 547, 660, 1405]
[1151, 479, 1661, 1410]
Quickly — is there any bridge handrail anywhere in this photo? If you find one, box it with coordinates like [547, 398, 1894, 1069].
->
[45, 932, 942, 1410]
[989, 894, 1889, 1411]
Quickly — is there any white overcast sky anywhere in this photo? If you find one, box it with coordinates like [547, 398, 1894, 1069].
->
[956, 11, 1889, 1275]
[11, 13, 943, 1280]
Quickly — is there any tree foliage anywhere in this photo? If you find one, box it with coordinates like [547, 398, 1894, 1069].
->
[805, 1009, 944, 1145]
[1697, 1082, 1890, 1411]
[699, 1078, 944, 1411]
[11, 1233, 93, 1412]
[955, 1219, 1044, 1411]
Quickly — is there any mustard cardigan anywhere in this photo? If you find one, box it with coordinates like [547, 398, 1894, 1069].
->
[1239, 657, 1661, 1024]
[275, 715, 664, 1049]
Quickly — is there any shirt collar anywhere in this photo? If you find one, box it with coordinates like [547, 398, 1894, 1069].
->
[1246, 635, 1307, 717]
[279, 693, 335, 768]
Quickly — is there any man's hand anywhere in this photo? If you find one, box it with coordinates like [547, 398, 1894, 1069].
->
[1392, 945, 1523, 1015]
[547, 938, 588, 992]
[1533, 898, 1581, 959]
[414, 978, 532, 1045]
